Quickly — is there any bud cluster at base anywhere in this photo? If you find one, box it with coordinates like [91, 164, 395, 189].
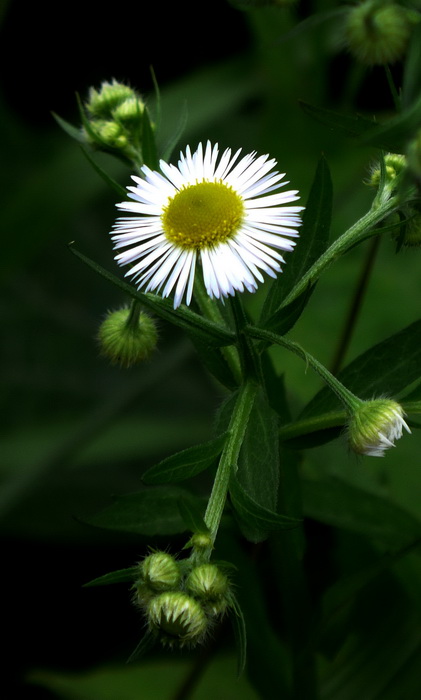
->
[133, 551, 233, 648]
[347, 398, 411, 457]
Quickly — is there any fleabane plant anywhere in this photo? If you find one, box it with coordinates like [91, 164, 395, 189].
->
[60, 71, 420, 675]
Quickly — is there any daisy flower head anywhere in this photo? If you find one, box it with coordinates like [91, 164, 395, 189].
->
[111, 141, 303, 308]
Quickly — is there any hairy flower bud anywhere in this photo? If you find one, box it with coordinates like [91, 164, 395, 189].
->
[141, 552, 181, 592]
[367, 153, 407, 188]
[86, 80, 137, 119]
[348, 399, 411, 457]
[344, 1, 414, 65]
[147, 592, 208, 647]
[98, 306, 158, 368]
[186, 564, 231, 616]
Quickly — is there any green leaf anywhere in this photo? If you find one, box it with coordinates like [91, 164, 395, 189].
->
[402, 23, 421, 110]
[300, 318, 421, 421]
[299, 101, 383, 144]
[229, 472, 301, 543]
[234, 389, 281, 541]
[68, 245, 235, 347]
[261, 155, 332, 326]
[161, 100, 188, 162]
[187, 337, 238, 390]
[83, 486, 204, 536]
[230, 596, 247, 677]
[263, 284, 315, 337]
[302, 476, 421, 549]
[142, 432, 229, 484]
[80, 146, 127, 197]
[177, 497, 209, 535]
[360, 92, 421, 153]
[83, 567, 138, 587]
[51, 112, 86, 143]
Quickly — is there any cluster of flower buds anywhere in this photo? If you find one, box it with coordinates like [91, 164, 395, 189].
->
[344, 0, 419, 66]
[97, 305, 158, 368]
[133, 551, 233, 648]
[82, 79, 146, 164]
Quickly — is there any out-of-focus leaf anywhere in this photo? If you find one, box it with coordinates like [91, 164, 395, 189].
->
[302, 476, 421, 549]
[142, 432, 229, 484]
[261, 156, 332, 325]
[51, 112, 86, 143]
[83, 486, 204, 536]
[29, 655, 260, 700]
[230, 595, 247, 677]
[83, 567, 138, 587]
[229, 472, 301, 543]
[402, 23, 421, 110]
[360, 92, 421, 153]
[299, 101, 385, 144]
[300, 319, 421, 421]
[80, 146, 127, 197]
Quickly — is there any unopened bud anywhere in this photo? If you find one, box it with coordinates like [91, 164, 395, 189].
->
[86, 80, 136, 119]
[186, 564, 231, 616]
[141, 552, 181, 592]
[345, 1, 414, 65]
[98, 306, 158, 368]
[147, 592, 208, 647]
[348, 399, 411, 457]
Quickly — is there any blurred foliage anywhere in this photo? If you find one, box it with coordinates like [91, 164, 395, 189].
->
[2, 0, 421, 698]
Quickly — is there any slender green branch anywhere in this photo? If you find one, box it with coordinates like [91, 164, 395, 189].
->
[281, 194, 399, 309]
[204, 380, 258, 543]
[246, 326, 361, 413]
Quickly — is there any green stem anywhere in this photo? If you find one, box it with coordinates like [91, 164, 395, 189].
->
[384, 65, 401, 112]
[193, 278, 242, 383]
[247, 326, 361, 414]
[204, 380, 258, 543]
[281, 194, 399, 309]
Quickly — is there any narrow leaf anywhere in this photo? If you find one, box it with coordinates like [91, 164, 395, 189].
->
[229, 472, 301, 543]
[302, 476, 421, 549]
[80, 146, 127, 197]
[360, 92, 421, 153]
[161, 101, 188, 162]
[83, 486, 204, 536]
[68, 245, 235, 347]
[230, 596, 247, 677]
[402, 22, 421, 110]
[261, 155, 332, 325]
[142, 432, 229, 484]
[51, 112, 85, 143]
[299, 101, 382, 143]
[83, 567, 138, 587]
[177, 497, 209, 535]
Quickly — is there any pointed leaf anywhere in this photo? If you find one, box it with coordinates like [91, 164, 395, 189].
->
[161, 101, 188, 162]
[68, 245, 235, 347]
[299, 101, 382, 143]
[83, 486, 204, 536]
[142, 432, 229, 484]
[83, 567, 138, 587]
[51, 112, 85, 143]
[402, 23, 421, 110]
[229, 472, 301, 543]
[261, 155, 332, 326]
[80, 146, 127, 197]
[302, 476, 421, 548]
[177, 497, 209, 535]
[230, 596, 247, 677]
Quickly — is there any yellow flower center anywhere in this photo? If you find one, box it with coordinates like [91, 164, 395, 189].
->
[161, 181, 245, 250]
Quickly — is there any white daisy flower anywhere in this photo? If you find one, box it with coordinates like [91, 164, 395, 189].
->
[348, 399, 411, 457]
[111, 141, 303, 308]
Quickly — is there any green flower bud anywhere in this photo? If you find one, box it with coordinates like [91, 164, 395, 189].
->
[345, 1, 414, 65]
[367, 153, 407, 188]
[141, 552, 181, 592]
[184, 532, 214, 552]
[98, 305, 158, 368]
[348, 399, 411, 457]
[86, 79, 136, 119]
[86, 119, 128, 150]
[148, 591, 208, 647]
[186, 564, 230, 616]
[112, 97, 145, 127]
